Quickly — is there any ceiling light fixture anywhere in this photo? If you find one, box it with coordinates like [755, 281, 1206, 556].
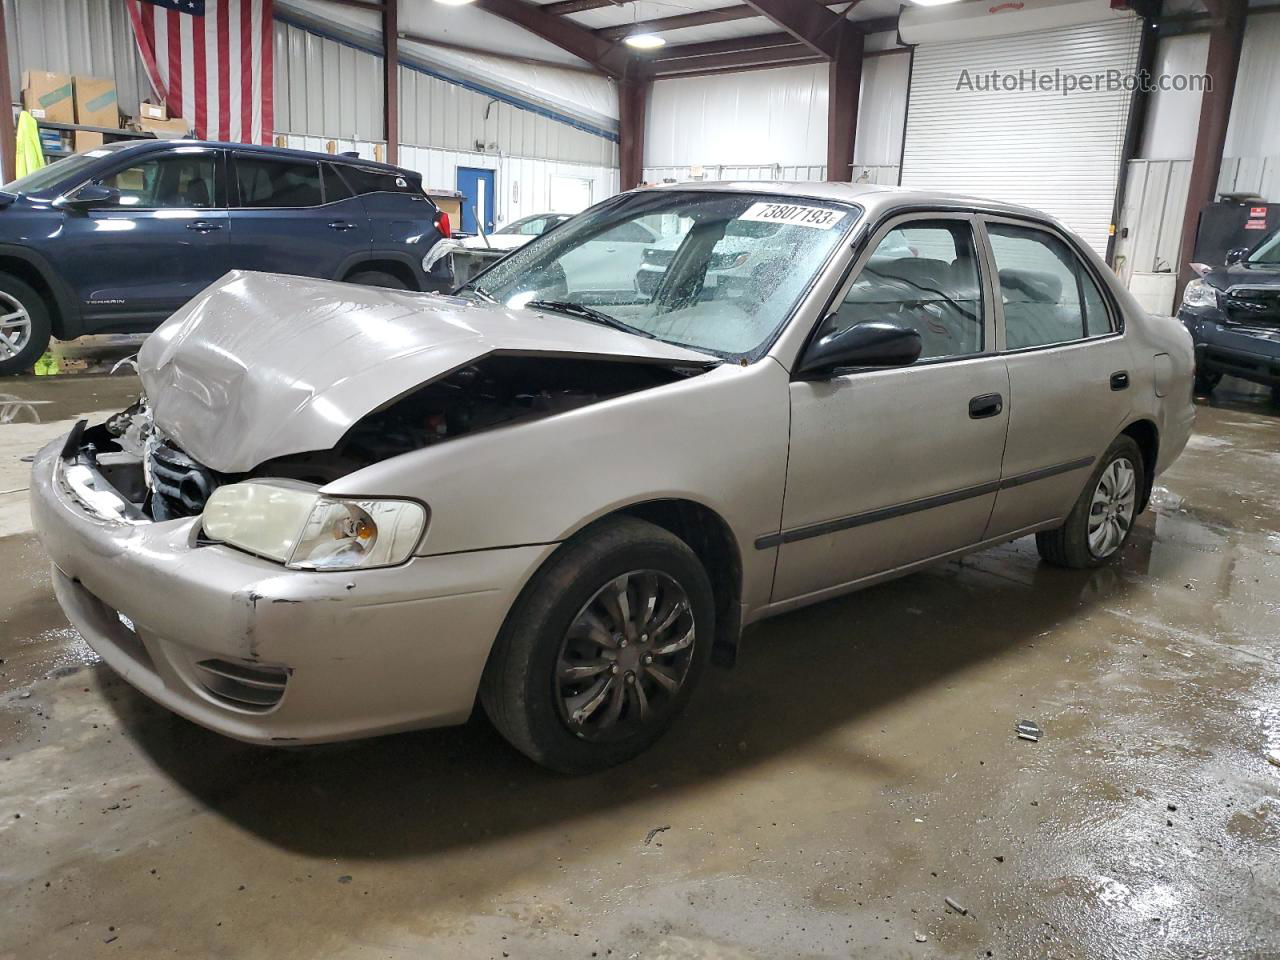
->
[432, 0, 476, 6]
[624, 32, 666, 49]
[908, 0, 964, 6]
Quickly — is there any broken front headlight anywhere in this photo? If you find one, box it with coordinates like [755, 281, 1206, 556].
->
[201, 480, 426, 570]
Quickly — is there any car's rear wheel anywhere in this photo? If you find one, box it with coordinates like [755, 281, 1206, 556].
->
[480, 517, 714, 774]
[346, 270, 409, 290]
[0, 273, 51, 377]
[1036, 435, 1144, 569]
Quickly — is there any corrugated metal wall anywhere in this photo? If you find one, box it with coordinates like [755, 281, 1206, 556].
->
[4, 0, 152, 118]
[272, 21, 617, 169]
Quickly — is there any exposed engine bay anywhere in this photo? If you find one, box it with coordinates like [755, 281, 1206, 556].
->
[71, 354, 706, 522]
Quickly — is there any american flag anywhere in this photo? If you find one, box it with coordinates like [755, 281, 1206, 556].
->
[126, 0, 274, 145]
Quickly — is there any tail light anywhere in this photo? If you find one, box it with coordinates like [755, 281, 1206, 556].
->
[435, 210, 451, 239]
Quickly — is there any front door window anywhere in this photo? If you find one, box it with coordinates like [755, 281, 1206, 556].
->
[820, 220, 985, 362]
[96, 155, 218, 209]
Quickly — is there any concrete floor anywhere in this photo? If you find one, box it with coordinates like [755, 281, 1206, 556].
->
[2, 373, 1279, 960]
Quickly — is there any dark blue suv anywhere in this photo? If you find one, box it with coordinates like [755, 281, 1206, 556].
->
[0, 140, 453, 374]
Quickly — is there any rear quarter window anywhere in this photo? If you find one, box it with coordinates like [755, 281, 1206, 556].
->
[339, 166, 421, 198]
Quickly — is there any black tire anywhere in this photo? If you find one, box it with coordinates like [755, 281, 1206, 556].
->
[1036, 435, 1145, 569]
[0, 272, 52, 376]
[1193, 370, 1220, 396]
[480, 517, 715, 774]
[1270, 385, 1280, 408]
[345, 270, 409, 290]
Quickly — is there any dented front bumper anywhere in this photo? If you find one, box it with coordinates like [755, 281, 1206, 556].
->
[30, 437, 554, 744]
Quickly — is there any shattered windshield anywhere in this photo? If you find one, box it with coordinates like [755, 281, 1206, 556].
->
[460, 190, 860, 358]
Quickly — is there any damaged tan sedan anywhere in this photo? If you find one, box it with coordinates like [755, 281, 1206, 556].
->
[32, 183, 1195, 772]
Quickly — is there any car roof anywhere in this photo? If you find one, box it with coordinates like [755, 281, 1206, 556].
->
[639, 179, 1058, 229]
[104, 137, 416, 177]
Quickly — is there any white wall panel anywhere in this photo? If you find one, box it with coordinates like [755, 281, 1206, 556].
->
[1223, 11, 1280, 159]
[1139, 33, 1208, 161]
[644, 50, 909, 180]
[901, 15, 1143, 254]
[854, 53, 910, 168]
[645, 63, 829, 168]
[641, 163, 900, 187]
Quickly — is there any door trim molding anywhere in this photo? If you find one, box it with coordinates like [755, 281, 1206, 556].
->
[756, 455, 1094, 549]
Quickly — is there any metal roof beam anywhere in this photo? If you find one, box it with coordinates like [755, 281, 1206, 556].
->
[471, 0, 633, 78]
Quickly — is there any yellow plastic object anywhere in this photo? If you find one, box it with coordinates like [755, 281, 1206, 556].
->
[33, 352, 59, 376]
[15, 110, 47, 178]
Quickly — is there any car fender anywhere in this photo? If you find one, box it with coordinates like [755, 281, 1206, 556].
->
[0, 242, 83, 337]
[320, 358, 793, 612]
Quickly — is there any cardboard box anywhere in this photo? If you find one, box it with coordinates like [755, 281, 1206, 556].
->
[21, 70, 74, 123]
[140, 100, 167, 121]
[73, 75, 119, 128]
[139, 116, 190, 139]
[73, 130, 105, 153]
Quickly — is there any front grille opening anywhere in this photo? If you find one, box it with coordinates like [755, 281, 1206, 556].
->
[193, 658, 289, 713]
[149, 441, 223, 520]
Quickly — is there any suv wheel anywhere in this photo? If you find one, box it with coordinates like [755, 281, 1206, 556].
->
[481, 517, 715, 774]
[1193, 370, 1220, 396]
[0, 273, 51, 376]
[346, 270, 408, 290]
[1036, 435, 1144, 569]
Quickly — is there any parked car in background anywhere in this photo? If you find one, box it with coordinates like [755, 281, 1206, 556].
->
[459, 212, 571, 252]
[33, 183, 1194, 773]
[0, 140, 453, 375]
[1179, 226, 1280, 404]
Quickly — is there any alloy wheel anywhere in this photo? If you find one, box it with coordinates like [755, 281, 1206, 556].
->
[555, 570, 696, 742]
[0, 291, 32, 361]
[1087, 457, 1137, 558]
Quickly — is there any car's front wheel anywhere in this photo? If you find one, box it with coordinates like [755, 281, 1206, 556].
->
[0, 273, 51, 376]
[481, 517, 714, 774]
[1036, 435, 1144, 569]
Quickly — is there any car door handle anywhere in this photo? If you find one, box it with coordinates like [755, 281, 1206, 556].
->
[1110, 370, 1130, 391]
[968, 392, 1003, 419]
[328, 221, 358, 231]
[185, 220, 222, 233]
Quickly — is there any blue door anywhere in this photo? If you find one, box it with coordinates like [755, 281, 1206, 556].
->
[457, 167, 495, 235]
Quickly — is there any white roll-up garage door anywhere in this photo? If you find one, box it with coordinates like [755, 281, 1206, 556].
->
[900, 14, 1143, 254]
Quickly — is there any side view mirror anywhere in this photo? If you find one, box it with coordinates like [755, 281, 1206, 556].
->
[1225, 247, 1250, 266]
[797, 319, 923, 379]
[61, 184, 120, 211]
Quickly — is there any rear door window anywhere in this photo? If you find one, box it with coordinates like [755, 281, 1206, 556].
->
[986, 222, 1114, 349]
[235, 157, 324, 208]
[321, 163, 354, 202]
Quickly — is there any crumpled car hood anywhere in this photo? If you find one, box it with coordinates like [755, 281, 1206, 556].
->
[138, 270, 715, 473]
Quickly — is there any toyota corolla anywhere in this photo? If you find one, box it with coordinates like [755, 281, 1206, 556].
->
[31, 183, 1194, 773]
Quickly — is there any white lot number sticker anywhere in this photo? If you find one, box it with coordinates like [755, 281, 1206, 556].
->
[740, 201, 843, 230]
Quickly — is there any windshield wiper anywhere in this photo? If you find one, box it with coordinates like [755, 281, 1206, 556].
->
[463, 285, 495, 303]
[524, 300, 655, 339]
